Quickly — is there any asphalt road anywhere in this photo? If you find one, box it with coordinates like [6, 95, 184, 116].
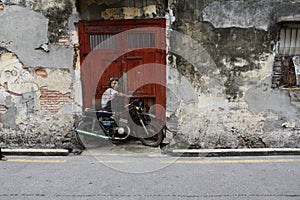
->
[1, 153, 300, 200]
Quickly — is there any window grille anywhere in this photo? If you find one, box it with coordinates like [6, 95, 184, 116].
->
[273, 23, 300, 88]
[278, 27, 300, 56]
[89, 34, 118, 50]
[126, 33, 156, 48]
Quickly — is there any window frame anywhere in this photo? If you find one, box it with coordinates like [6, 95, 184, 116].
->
[272, 20, 300, 88]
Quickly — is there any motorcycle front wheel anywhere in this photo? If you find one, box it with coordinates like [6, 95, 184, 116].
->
[137, 121, 164, 147]
[76, 120, 109, 149]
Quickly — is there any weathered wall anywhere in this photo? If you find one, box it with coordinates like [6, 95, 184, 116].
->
[0, 0, 168, 149]
[167, 0, 300, 148]
[78, 0, 166, 20]
[1, 0, 300, 149]
[0, 0, 81, 149]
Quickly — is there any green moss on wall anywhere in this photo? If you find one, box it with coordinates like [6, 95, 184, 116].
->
[173, 0, 278, 101]
[32, 0, 73, 43]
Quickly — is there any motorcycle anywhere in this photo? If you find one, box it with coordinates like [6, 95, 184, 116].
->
[74, 98, 164, 148]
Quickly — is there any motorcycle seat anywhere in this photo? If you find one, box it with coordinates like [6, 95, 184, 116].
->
[84, 108, 113, 118]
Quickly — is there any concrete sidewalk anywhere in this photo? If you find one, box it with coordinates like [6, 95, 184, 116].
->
[1, 147, 300, 157]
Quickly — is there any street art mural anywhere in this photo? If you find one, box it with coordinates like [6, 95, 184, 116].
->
[0, 50, 39, 114]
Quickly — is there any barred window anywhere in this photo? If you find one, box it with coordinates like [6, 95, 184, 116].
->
[273, 21, 300, 88]
[126, 33, 156, 49]
[90, 34, 118, 50]
[277, 26, 300, 56]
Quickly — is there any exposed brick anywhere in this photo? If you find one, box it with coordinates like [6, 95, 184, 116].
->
[35, 68, 48, 78]
[39, 86, 74, 113]
[0, 0, 3, 11]
[0, 104, 7, 113]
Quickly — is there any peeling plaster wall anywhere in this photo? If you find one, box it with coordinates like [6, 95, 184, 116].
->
[78, 0, 166, 20]
[1, 0, 299, 149]
[168, 0, 300, 148]
[203, 0, 300, 31]
[0, 0, 82, 149]
[0, 0, 167, 149]
[0, 6, 74, 68]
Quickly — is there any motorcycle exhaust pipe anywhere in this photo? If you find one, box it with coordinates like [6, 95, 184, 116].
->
[76, 128, 130, 140]
[76, 129, 110, 139]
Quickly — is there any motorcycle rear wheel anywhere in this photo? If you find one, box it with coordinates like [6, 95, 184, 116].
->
[138, 121, 164, 147]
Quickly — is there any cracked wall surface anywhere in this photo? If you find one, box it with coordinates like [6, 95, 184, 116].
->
[0, 0, 300, 149]
[0, 0, 82, 149]
[78, 0, 166, 20]
[0, 0, 167, 149]
[168, 0, 300, 149]
[0, 48, 80, 149]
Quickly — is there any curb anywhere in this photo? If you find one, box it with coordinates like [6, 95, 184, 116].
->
[2, 148, 300, 157]
[2, 149, 70, 156]
[165, 148, 300, 157]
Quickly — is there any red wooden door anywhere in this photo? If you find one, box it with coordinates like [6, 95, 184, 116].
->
[78, 19, 166, 123]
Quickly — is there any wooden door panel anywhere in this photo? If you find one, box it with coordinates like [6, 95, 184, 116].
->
[95, 58, 122, 98]
[79, 19, 166, 123]
[81, 50, 122, 109]
[125, 51, 156, 96]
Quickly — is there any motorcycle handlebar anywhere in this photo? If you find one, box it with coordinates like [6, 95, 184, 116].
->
[125, 100, 144, 112]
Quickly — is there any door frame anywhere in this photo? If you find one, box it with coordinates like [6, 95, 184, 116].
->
[78, 19, 166, 124]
